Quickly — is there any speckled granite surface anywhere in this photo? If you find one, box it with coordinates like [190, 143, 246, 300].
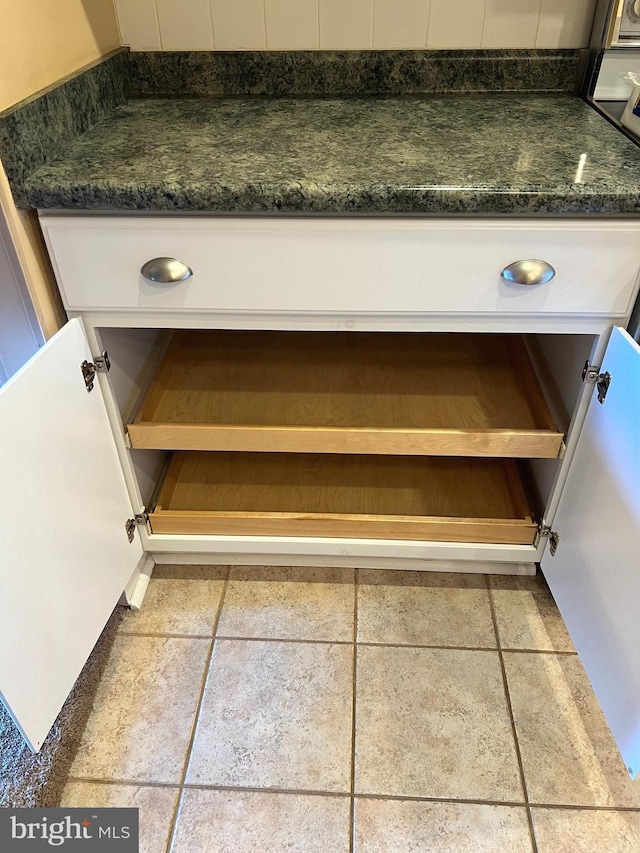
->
[129, 50, 581, 98]
[0, 49, 589, 211]
[22, 94, 640, 215]
[0, 49, 129, 207]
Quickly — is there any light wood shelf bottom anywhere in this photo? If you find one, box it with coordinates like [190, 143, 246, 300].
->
[149, 452, 537, 544]
[129, 331, 563, 458]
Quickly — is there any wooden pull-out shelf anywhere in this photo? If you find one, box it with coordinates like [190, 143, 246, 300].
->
[128, 332, 562, 458]
[149, 452, 537, 544]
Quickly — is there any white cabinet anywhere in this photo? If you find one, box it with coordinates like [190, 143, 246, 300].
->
[541, 327, 640, 780]
[0, 319, 143, 751]
[2, 213, 640, 773]
[42, 217, 640, 316]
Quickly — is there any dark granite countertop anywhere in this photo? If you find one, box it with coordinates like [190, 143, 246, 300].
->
[20, 94, 640, 215]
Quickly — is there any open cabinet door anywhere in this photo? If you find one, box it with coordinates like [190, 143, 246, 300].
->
[0, 319, 143, 751]
[542, 326, 640, 779]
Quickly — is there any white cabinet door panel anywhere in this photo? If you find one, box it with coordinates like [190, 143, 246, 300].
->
[0, 319, 142, 751]
[542, 327, 640, 779]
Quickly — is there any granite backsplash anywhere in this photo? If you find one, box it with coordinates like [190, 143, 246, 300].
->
[127, 49, 582, 99]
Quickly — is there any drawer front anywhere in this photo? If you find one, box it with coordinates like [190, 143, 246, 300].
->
[41, 217, 640, 316]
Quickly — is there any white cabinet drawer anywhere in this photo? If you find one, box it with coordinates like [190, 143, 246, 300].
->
[41, 217, 640, 317]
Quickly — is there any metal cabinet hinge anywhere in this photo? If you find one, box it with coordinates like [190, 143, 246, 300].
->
[537, 523, 560, 556]
[125, 511, 150, 543]
[582, 361, 611, 404]
[125, 518, 136, 543]
[81, 351, 110, 392]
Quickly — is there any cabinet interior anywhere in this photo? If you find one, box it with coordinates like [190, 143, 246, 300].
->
[151, 451, 536, 543]
[97, 327, 172, 507]
[127, 331, 563, 458]
[98, 328, 596, 544]
[523, 333, 598, 515]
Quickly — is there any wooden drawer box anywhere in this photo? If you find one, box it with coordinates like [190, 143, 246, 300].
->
[41, 217, 640, 317]
[127, 330, 563, 458]
[149, 452, 537, 544]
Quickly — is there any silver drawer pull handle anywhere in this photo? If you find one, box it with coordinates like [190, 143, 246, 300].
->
[500, 258, 556, 286]
[141, 257, 193, 284]
[501, 259, 556, 286]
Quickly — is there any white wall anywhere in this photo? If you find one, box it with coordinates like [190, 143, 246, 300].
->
[0, 0, 120, 112]
[114, 0, 597, 51]
[0, 215, 43, 384]
[0, 0, 120, 339]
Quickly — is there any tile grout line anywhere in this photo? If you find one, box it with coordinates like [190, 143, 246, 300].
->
[486, 575, 539, 853]
[526, 802, 640, 813]
[117, 630, 222, 640]
[353, 792, 528, 807]
[66, 776, 179, 790]
[164, 568, 231, 853]
[360, 641, 498, 652]
[358, 642, 576, 656]
[349, 573, 359, 853]
[62, 775, 640, 814]
[496, 648, 578, 656]
[216, 635, 355, 645]
[116, 630, 577, 655]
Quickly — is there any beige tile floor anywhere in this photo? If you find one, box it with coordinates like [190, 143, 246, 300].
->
[60, 566, 640, 853]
